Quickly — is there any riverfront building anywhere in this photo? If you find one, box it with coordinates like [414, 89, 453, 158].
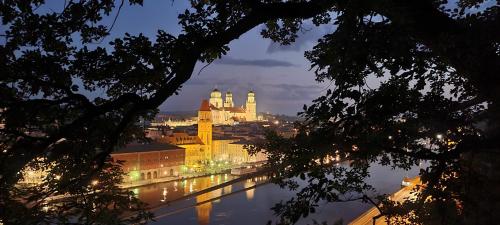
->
[112, 91, 266, 183]
[111, 142, 185, 183]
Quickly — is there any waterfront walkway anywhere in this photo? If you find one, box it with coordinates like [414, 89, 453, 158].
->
[348, 176, 421, 225]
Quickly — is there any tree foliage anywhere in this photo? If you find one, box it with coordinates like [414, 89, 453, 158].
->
[1, 0, 499, 224]
[255, 0, 500, 224]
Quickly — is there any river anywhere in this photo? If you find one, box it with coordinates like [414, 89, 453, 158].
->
[131, 162, 422, 225]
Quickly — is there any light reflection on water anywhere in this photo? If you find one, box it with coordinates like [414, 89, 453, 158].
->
[134, 163, 421, 225]
[130, 174, 236, 207]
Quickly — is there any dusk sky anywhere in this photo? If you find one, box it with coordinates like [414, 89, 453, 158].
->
[100, 1, 335, 115]
[26, 1, 488, 115]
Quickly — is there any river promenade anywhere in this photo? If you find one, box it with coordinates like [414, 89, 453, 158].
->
[348, 176, 422, 225]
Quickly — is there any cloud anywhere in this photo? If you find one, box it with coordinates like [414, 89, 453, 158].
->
[263, 83, 322, 101]
[215, 57, 296, 67]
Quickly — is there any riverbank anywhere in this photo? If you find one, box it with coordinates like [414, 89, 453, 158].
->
[120, 162, 266, 189]
[348, 176, 422, 225]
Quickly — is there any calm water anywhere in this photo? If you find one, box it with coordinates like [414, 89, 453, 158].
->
[133, 163, 421, 225]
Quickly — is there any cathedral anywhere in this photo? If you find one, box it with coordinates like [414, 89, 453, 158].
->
[164, 99, 265, 168]
[207, 89, 257, 125]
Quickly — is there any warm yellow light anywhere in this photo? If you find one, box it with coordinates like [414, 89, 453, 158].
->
[91, 180, 98, 186]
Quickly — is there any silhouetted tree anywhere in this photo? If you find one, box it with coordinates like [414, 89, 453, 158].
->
[254, 0, 500, 224]
[1, 0, 499, 224]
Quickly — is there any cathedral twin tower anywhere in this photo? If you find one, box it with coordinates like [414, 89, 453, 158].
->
[203, 89, 257, 125]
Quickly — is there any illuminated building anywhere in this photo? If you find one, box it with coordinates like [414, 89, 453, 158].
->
[154, 99, 267, 170]
[197, 100, 213, 163]
[111, 143, 185, 182]
[245, 91, 257, 121]
[207, 89, 258, 125]
[211, 138, 267, 164]
[159, 132, 207, 168]
[150, 117, 197, 127]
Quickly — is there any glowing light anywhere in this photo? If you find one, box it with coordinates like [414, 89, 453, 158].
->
[91, 180, 98, 186]
[161, 187, 168, 202]
[55, 175, 61, 180]
[128, 170, 140, 181]
[436, 134, 443, 140]
[244, 180, 255, 200]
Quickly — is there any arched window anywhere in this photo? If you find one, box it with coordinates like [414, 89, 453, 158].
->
[153, 171, 157, 179]
[147, 172, 151, 180]
[170, 169, 174, 176]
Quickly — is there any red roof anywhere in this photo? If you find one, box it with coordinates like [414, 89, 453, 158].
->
[199, 99, 211, 111]
[114, 142, 184, 153]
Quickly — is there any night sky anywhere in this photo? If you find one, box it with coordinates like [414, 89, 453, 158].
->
[35, 1, 338, 115]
